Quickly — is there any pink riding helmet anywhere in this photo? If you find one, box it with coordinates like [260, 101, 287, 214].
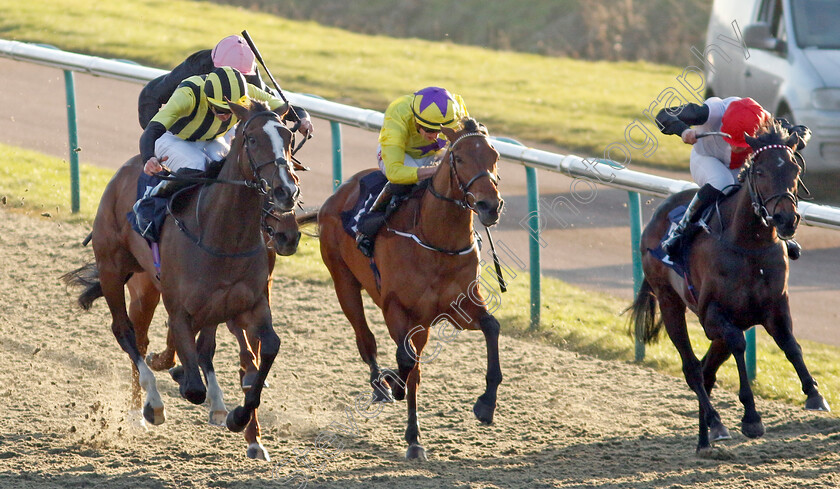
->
[211, 35, 256, 75]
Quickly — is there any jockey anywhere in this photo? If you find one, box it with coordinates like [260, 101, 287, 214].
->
[355, 86, 470, 257]
[138, 34, 312, 133]
[133, 66, 301, 241]
[656, 96, 810, 260]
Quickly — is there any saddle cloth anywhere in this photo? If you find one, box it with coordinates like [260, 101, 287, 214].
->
[340, 171, 388, 238]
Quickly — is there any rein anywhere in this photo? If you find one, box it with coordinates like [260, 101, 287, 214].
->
[427, 132, 499, 210]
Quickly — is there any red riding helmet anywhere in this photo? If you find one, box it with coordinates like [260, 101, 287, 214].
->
[721, 97, 771, 148]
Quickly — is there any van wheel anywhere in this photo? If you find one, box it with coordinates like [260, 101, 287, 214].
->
[777, 105, 794, 124]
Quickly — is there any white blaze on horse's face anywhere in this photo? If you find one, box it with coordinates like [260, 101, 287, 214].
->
[262, 118, 297, 187]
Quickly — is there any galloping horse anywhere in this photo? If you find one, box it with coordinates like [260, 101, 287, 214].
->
[62, 100, 299, 460]
[316, 118, 504, 460]
[628, 122, 829, 454]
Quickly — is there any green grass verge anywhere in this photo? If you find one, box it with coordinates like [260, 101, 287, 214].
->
[0, 0, 696, 171]
[1, 143, 837, 414]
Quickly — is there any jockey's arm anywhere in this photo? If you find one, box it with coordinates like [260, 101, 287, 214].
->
[655, 103, 710, 144]
[140, 86, 195, 170]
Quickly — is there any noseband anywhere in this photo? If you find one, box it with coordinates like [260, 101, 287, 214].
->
[428, 131, 499, 210]
[745, 143, 799, 228]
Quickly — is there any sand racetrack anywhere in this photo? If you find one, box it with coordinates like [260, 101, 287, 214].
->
[0, 208, 838, 488]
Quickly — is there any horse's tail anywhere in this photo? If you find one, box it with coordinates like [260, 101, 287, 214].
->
[60, 263, 103, 310]
[296, 211, 320, 237]
[624, 278, 663, 344]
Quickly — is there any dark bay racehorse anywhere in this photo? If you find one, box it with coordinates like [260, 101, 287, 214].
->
[62, 100, 299, 460]
[628, 122, 830, 455]
[315, 119, 504, 460]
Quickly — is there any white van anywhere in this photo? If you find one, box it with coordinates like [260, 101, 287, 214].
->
[704, 0, 840, 172]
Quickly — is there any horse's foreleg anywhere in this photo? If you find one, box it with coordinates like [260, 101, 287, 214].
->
[765, 306, 830, 412]
[706, 302, 764, 439]
[195, 326, 228, 426]
[400, 325, 428, 461]
[127, 273, 161, 410]
[473, 314, 502, 425]
[100, 267, 165, 426]
[227, 304, 279, 439]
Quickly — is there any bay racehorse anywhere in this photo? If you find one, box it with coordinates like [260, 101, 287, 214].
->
[62, 100, 299, 460]
[627, 121, 830, 455]
[314, 118, 504, 460]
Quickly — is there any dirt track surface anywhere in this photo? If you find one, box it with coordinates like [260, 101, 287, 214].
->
[0, 207, 839, 488]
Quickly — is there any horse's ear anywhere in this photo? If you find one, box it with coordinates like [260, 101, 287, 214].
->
[785, 132, 801, 150]
[229, 99, 250, 120]
[744, 132, 759, 150]
[441, 126, 457, 142]
[274, 102, 290, 120]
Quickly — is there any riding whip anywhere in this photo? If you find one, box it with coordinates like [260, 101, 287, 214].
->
[241, 30, 289, 104]
[484, 226, 507, 293]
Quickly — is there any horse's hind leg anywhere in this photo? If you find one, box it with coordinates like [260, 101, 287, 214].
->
[193, 326, 228, 426]
[331, 266, 392, 402]
[765, 305, 830, 412]
[705, 302, 764, 439]
[99, 265, 165, 425]
[126, 273, 161, 413]
[400, 323, 429, 460]
[659, 289, 728, 452]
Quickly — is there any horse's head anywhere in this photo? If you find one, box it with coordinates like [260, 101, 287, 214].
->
[742, 122, 804, 239]
[230, 101, 301, 213]
[262, 206, 301, 256]
[439, 119, 504, 226]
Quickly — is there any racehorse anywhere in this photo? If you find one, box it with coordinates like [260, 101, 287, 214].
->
[62, 100, 299, 460]
[627, 121, 830, 455]
[315, 118, 504, 460]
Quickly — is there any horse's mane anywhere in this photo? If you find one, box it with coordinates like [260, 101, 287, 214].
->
[460, 117, 488, 136]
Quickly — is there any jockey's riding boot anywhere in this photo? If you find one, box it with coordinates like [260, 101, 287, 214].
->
[355, 232, 375, 258]
[661, 183, 722, 258]
[133, 198, 155, 241]
[786, 238, 802, 260]
[149, 168, 204, 199]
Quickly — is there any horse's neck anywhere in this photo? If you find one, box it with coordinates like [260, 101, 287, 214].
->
[200, 152, 263, 245]
[722, 187, 778, 248]
[418, 165, 474, 249]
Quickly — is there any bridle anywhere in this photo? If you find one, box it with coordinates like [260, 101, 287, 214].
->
[428, 131, 499, 210]
[745, 143, 800, 228]
[167, 109, 298, 258]
[240, 110, 298, 198]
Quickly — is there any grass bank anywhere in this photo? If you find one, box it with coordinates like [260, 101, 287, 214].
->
[0, 0, 703, 171]
[2, 143, 837, 415]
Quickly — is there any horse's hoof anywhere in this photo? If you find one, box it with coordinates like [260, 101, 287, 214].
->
[741, 420, 765, 439]
[805, 393, 831, 412]
[247, 442, 271, 461]
[143, 403, 166, 426]
[405, 444, 427, 461]
[146, 352, 175, 371]
[209, 409, 228, 427]
[180, 384, 206, 405]
[169, 366, 185, 384]
[473, 398, 496, 424]
[710, 423, 731, 442]
[372, 386, 395, 403]
[226, 406, 250, 433]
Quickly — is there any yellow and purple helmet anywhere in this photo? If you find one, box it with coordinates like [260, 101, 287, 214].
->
[203, 66, 249, 110]
[411, 86, 456, 130]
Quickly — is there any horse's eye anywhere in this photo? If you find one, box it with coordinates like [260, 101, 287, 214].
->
[755, 168, 765, 177]
[248, 136, 257, 145]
